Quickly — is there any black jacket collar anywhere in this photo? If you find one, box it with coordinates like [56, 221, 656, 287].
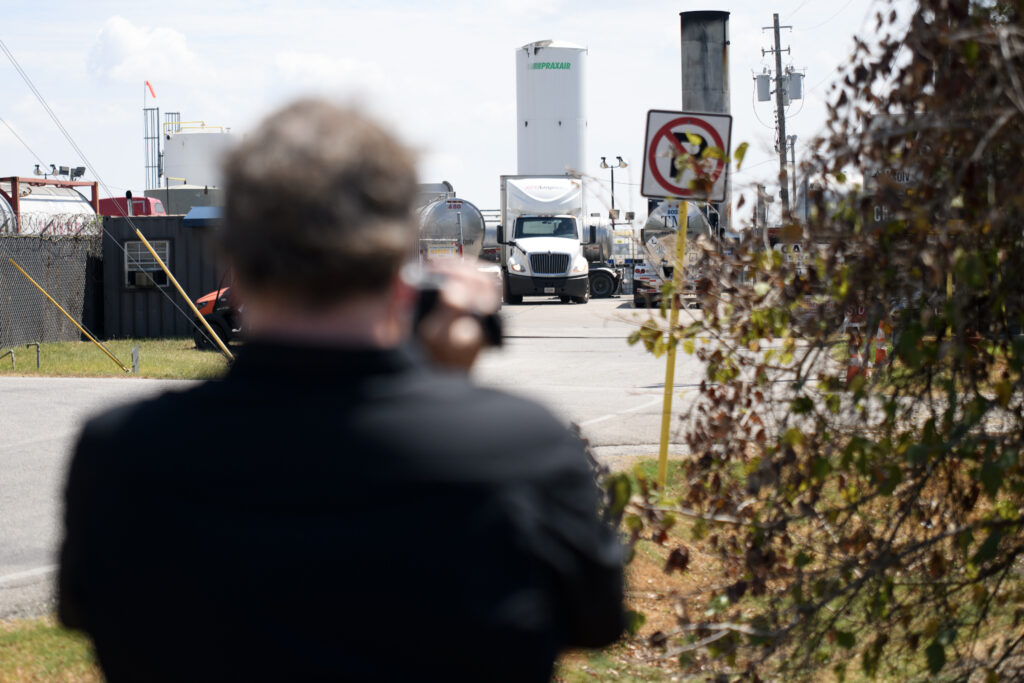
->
[227, 338, 423, 382]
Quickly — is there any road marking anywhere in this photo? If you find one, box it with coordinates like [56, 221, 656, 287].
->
[580, 396, 674, 427]
[0, 565, 56, 586]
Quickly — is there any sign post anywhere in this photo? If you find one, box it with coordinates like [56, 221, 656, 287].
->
[641, 110, 731, 489]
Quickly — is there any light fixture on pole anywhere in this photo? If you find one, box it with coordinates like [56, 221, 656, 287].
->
[599, 155, 627, 226]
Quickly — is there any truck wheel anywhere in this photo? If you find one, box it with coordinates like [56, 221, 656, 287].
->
[502, 273, 522, 305]
[194, 320, 228, 351]
[572, 282, 590, 304]
[589, 271, 615, 298]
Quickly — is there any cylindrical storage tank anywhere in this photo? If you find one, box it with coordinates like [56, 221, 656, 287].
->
[162, 129, 236, 187]
[516, 40, 587, 176]
[582, 223, 614, 263]
[0, 193, 14, 233]
[0, 183, 98, 235]
[643, 201, 705, 241]
[417, 196, 485, 260]
[482, 221, 498, 249]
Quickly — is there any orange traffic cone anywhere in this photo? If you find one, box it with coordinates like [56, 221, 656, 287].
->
[847, 331, 868, 384]
[873, 324, 887, 365]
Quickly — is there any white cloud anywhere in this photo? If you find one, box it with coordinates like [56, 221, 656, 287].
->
[87, 16, 211, 84]
[274, 51, 385, 97]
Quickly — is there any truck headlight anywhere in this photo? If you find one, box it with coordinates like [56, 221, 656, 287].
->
[571, 257, 588, 274]
[509, 259, 525, 273]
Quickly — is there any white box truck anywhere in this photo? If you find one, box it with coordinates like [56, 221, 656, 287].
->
[497, 175, 595, 304]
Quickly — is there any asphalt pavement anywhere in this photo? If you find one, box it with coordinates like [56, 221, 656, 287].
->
[0, 295, 700, 619]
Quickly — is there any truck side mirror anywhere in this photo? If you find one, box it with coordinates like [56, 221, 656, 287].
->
[625, 211, 635, 221]
[496, 225, 505, 244]
[589, 225, 596, 245]
[640, 229, 646, 243]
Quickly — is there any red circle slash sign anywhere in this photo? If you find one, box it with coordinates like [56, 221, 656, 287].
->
[647, 117, 726, 197]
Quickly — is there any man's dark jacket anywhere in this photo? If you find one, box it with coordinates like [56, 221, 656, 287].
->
[59, 342, 624, 682]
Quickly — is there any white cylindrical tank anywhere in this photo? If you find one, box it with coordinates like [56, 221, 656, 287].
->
[0, 183, 98, 235]
[516, 40, 587, 176]
[417, 196, 485, 259]
[163, 128, 236, 187]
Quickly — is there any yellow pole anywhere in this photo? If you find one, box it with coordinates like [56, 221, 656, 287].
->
[7, 257, 130, 373]
[657, 201, 688, 489]
[132, 229, 234, 361]
[947, 271, 954, 338]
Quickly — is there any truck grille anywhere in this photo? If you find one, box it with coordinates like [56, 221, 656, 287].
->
[530, 253, 570, 274]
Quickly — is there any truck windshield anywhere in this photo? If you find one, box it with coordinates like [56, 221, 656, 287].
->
[514, 217, 577, 239]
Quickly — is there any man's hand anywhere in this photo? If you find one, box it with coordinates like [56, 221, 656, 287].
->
[415, 261, 501, 372]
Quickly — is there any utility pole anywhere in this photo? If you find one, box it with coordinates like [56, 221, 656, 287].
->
[772, 13, 790, 216]
[757, 15, 802, 222]
[788, 134, 798, 211]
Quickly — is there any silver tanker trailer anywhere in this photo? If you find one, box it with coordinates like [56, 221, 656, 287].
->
[416, 183, 485, 261]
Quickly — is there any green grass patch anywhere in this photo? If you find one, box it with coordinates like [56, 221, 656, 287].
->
[555, 645, 675, 682]
[0, 338, 229, 380]
[0, 617, 102, 682]
[628, 459, 689, 499]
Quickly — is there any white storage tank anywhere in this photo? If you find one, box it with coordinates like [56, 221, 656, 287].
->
[516, 40, 587, 176]
[0, 180, 98, 235]
[162, 126, 236, 188]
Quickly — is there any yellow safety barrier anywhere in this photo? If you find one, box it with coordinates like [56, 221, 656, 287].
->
[7, 257, 130, 373]
[130, 229, 234, 361]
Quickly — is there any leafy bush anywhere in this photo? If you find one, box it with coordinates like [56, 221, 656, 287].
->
[617, 0, 1024, 678]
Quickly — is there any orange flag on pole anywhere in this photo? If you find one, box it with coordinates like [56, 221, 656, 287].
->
[145, 80, 156, 99]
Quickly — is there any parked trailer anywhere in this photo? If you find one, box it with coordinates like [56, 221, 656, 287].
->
[581, 223, 622, 298]
[417, 196, 485, 261]
[633, 201, 706, 308]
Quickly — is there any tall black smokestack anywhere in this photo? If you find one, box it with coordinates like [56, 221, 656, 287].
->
[680, 11, 731, 232]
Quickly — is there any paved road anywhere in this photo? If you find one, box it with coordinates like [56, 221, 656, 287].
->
[476, 297, 703, 457]
[0, 296, 701, 619]
[0, 377, 193, 620]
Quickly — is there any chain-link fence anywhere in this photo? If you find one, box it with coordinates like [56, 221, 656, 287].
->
[0, 234, 103, 347]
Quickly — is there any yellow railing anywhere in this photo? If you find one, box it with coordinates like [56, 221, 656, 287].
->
[163, 121, 225, 134]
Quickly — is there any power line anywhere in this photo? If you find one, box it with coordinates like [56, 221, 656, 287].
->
[805, 0, 858, 31]
[0, 115, 44, 167]
[789, 0, 814, 17]
[751, 88, 775, 130]
[0, 36, 219, 348]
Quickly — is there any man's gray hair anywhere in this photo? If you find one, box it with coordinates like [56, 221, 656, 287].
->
[220, 98, 418, 307]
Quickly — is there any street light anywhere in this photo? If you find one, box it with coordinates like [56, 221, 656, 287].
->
[599, 155, 627, 226]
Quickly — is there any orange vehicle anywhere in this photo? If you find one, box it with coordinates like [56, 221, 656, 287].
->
[193, 282, 239, 350]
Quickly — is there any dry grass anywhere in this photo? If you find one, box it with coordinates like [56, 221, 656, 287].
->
[0, 617, 101, 682]
[0, 338, 228, 380]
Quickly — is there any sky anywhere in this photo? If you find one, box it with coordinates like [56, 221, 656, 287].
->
[0, 0, 913, 228]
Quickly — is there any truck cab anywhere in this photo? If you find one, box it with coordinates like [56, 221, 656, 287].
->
[498, 175, 593, 304]
[501, 214, 591, 304]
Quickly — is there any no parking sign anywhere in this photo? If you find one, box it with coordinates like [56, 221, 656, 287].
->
[641, 109, 731, 202]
